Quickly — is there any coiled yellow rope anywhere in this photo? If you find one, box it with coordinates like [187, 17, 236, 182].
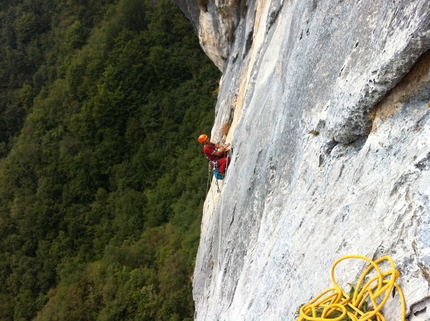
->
[296, 255, 406, 321]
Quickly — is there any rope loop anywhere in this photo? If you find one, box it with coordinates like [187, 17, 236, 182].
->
[297, 255, 406, 321]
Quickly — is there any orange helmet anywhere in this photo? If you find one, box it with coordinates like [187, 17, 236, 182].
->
[198, 134, 208, 144]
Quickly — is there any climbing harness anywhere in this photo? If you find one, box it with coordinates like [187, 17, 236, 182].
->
[208, 159, 225, 182]
[296, 255, 406, 321]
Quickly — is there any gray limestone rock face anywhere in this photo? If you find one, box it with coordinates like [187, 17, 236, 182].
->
[173, 0, 201, 33]
[176, 0, 430, 320]
[173, 0, 244, 71]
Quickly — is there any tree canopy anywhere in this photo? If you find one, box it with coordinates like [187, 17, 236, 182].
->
[0, 0, 220, 319]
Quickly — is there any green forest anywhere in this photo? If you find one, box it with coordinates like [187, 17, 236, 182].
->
[0, 0, 220, 320]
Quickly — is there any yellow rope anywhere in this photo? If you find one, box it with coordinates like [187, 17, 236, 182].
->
[297, 255, 406, 321]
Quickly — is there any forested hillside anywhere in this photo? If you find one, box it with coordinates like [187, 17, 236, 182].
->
[0, 0, 220, 320]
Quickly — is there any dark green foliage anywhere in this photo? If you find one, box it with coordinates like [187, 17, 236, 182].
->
[0, 0, 220, 319]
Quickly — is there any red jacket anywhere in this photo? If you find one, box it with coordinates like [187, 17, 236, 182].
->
[203, 143, 218, 161]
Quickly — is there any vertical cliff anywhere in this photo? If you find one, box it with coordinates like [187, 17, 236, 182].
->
[175, 0, 430, 319]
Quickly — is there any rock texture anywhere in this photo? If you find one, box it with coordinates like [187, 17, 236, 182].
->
[175, 0, 244, 70]
[175, 0, 430, 320]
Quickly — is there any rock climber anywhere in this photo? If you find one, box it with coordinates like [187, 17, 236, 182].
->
[198, 134, 231, 175]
